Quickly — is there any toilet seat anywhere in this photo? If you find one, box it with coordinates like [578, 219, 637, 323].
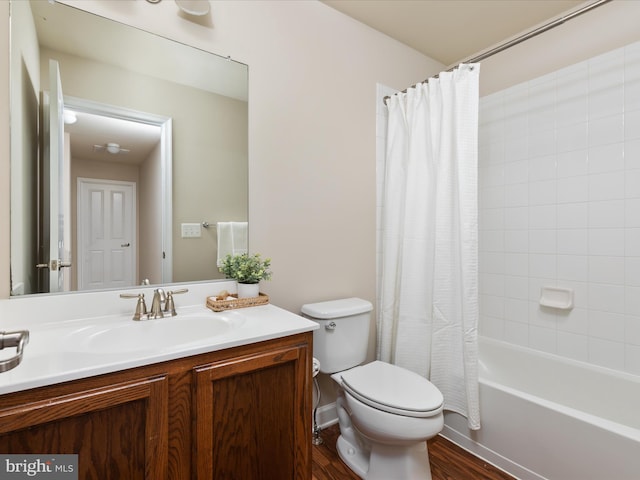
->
[339, 361, 443, 418]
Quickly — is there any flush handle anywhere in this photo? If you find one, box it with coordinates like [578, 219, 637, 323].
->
[325, 321, 337, 331]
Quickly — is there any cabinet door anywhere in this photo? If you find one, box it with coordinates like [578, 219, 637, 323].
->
[194, 345, 310, 480]
[0, 375, 168, 479]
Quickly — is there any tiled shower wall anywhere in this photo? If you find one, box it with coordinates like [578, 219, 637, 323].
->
[479, 41, 640, 375]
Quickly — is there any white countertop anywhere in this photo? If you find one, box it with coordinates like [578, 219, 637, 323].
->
[0, 284, 318, 395]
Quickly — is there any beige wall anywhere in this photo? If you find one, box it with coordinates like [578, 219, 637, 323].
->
[139, 142, 163, 285]
[9, 0, 39, 294]
[0, 0, 441, 309]
[4, 0, 640, 310]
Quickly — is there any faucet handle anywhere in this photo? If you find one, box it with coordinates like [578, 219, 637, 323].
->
[120, 293, 147, 321]
[165, 288, 189, 316]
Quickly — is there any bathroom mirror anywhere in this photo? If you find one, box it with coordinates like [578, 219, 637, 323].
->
[10, 0, 248, 296]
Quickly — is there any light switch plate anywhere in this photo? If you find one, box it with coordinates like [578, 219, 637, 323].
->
[181, 223, 201, 238]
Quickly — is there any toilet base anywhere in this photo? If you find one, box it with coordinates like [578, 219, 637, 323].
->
[336, 433, 432, 480]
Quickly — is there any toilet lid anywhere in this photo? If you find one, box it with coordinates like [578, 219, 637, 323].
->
[339, 361, 443, 418]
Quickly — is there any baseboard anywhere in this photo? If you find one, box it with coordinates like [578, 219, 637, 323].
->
[314, 402, 338, 430]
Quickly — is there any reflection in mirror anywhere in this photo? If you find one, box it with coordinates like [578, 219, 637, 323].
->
[9, 0, 248, 296]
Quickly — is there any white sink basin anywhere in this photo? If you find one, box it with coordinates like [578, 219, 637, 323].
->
[65, 311, 245, 353]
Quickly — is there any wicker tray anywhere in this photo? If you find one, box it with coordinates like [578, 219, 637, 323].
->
[206, 293, 269, 312]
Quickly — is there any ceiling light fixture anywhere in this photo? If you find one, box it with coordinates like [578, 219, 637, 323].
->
[93, 143, 130, 155]
[175, 0, 210, 16]
[146, 0, 210, 16]
[106, 143, 121, 154]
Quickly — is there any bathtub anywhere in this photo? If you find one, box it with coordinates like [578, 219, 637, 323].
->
[442, 337, 640, 480]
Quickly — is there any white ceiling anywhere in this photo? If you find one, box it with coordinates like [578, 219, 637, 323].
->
[321, 0, 586, 67]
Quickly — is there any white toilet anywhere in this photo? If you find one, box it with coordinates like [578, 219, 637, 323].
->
[301, 298, 444, 480]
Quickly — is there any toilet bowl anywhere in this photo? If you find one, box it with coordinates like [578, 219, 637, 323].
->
[331, 361, 443, 479]
[301, 298, 444, 480]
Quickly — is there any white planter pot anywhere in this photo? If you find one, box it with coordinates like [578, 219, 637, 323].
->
[237, 282, 259, 299]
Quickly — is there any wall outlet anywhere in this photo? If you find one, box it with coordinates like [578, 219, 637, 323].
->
[181, 223, 201, 238]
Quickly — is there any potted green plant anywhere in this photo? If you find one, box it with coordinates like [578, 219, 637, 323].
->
[219, 253, 272, 298]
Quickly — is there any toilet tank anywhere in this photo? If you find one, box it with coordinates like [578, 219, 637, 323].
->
[301, 298, 373, 374]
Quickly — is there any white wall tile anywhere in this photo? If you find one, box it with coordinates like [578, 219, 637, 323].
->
[504, 160, 528, 184]
[557, 307, 588, 335]
[626, 286, 640, 316]
[589, 311, 626, 342]
[504, 206, 528, 230]
[588, 337, 625, 370]
[557, 229, 588, 255]
[529, 325, 557, 354]
[480, 315, 504, 339]
[504, 135, 528, 163]
[480, 294, 505, 318]
[504, 275, 529, 299]
[529, 229, 556, 254]
[588, 199, 625, 228]
[529, 155, 556, 182]
[588, 256, 625, 284]
[588, 283, 625, 313]
[557, 331, 588, 361]
[626, 315, 640, 345]
[588, 228, 624, 256]
[480, 230, 504, 252]
[561, 280, 588, 309]
[528, 128, 556, 158]
[529, 179, 557, 205]
[557, 175, 588, 203]
[625, 344, 640, 375]
[625, 257, 640, 286]
[625, 169, 640, 198]
[479, 252, 505, 274]
[588, 115, 624, 148]
[504, 320, 529, 346]
[480, 273, 504, 296]
[505, 230, 528, 253]
[529, 254, 556, 279]
[557, 203, 588, 229]
[528, 205, 556, 229]
[505, 183, 529, 207]
[504, 253, 528, 277]
[626, 198, 640, 227]
[624, 108, 640, 141]
[480, 208, 504, 230]
[556, 122, 587, 153]
[557, 255, 588, 281]
[557, 149, 588, 177]
[588, 172, 625, 201]
[626, 228, 640, 256]
[476, 41, 640, 374]
[505, 298, 529, 322]
[588, 142, 624, 173]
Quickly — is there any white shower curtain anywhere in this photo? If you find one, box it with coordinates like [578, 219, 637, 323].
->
[378, 64, 480, 429]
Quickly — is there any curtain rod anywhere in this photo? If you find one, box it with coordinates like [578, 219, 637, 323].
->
[383, 0, 612, 104]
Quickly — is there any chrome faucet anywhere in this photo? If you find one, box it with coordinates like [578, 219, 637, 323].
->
[121, 288, 189, 320]
[149, 288, 166, 319]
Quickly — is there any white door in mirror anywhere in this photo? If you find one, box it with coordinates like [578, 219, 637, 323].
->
[78, 179, 135, 290]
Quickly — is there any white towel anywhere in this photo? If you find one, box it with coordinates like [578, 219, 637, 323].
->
[216, 222, 248, 266]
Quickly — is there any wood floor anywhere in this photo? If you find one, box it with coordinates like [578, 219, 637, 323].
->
[312, 424, 515, 480]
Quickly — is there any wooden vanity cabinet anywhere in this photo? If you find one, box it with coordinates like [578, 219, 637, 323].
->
[0, 332, 313, 479]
